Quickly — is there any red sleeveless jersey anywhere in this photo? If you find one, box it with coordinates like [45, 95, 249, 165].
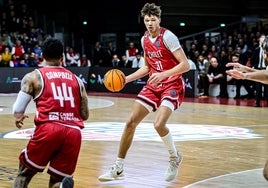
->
[13, 45, 24, 58]
[143, 27, 182, 86]
[127, 47, 138, 57]
[34, 67, 84, 129]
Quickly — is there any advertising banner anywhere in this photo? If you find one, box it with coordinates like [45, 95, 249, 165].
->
[0, 67, 197, 97]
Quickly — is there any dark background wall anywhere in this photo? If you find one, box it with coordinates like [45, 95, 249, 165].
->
[24, 0, 268, 57]
[31, 0, 268, 37]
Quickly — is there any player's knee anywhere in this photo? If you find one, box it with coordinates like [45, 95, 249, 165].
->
[126, 118, 139, 130]
[154, 122, 161, 131]
[13, 163, 36, 188]
[17, 163, 36, 177]
[154, 122, 168, 134]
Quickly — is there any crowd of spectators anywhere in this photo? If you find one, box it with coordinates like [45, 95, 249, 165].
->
[0, 0, 45, 67]
[185, 22, 268, 106]
[92, 40, 143, 68]
[0, 0, 144, 68]
[0, 0, 268, 106]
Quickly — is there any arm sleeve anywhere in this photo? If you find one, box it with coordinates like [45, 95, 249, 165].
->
[12, 91, 32, 114]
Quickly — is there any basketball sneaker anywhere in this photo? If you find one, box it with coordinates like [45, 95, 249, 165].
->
[60, 176, 74, 188]
[164, 152, 183, 182]
[98, 164, 125, 182]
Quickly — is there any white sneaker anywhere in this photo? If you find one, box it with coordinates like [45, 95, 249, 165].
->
[98, 164, 125, 182]
[164, 152, 183, 182]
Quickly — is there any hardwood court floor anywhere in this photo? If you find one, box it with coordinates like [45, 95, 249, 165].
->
[0, 92, 267, 188]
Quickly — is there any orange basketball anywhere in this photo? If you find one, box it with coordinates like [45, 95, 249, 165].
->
[104, 69, 126, 92]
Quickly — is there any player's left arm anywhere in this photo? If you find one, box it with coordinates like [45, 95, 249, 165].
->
[164, 30, 190, 76]
[76, 77, 89, 121]
[169, 47, 190, 75]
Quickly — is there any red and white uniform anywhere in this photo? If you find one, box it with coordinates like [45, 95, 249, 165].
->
[126, 46, 138, 62]
[19, 66, 84, 178]
[137, 27, 185, 111]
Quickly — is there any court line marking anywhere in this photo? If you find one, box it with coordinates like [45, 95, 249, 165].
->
[182, 168, 266, 188]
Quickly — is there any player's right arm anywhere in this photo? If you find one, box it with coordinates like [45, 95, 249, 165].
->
[125, 64, 150, 84]
[12, 71, 36, 128]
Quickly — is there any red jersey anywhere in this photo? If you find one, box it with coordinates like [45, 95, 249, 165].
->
[127, 47, 138, 57]
[143, 27, 182, 87]
[12, 45, 24, 59]
[136, 27, 185, 111]
[34, 66, 84, 129]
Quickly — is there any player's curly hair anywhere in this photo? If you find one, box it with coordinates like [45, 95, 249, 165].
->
[41, 37, 64, 61]
[141, 3, 161, 18]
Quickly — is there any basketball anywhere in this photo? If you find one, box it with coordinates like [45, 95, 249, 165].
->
[104, 69, 126, 92]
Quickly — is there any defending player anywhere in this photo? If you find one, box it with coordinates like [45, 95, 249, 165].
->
[98, 3, 190, 182]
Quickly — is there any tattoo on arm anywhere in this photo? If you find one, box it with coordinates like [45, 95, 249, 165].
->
[20, 73, 34, 96]
[78, 79, 89, 120]
[80, 94, 89, 120]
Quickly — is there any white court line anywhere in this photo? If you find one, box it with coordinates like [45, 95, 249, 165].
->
[183, 168, 267, 188]
[0, 96, 114, 114]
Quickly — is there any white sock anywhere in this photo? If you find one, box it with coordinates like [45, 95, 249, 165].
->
[161, 132, 178, 157]
[115, 157, 124, 168]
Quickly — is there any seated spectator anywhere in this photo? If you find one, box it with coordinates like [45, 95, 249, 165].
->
[9, 54, 20, 67]
[126, 42, 139, 65]
[19, 54, 30, 67]
[110, 54, 122, 67]
[121, 55, 132, 68]
[11, 39, 25, 60]
[32, 43, 42, 59]
[203, 56, 229, 98]
[78, 54, 92, 67]
[132, 52, 145, 68]
[228, 53, 255, 99]
[1, 47, 12, 67]
[196, 55, 209, 96]
[65, 47, 79, 67]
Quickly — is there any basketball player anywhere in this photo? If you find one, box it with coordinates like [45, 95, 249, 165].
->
[12, 38, 89, 188]
[98, 3, 190, 182]
[226, 62, 268, 181]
